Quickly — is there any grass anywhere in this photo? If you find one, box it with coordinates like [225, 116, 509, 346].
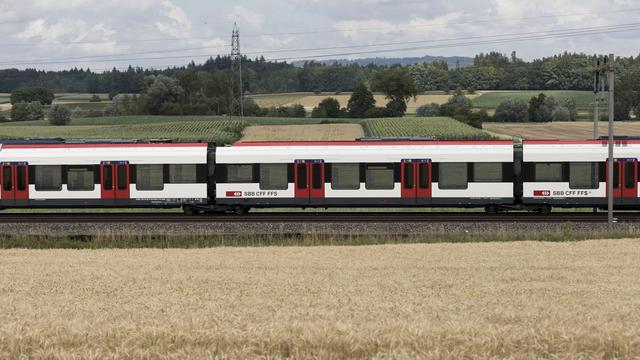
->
[472, 90, 598, 119]
[0, 239, 639, 358]
[362, 116, 495, 140]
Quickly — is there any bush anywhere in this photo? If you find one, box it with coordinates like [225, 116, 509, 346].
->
[108, 90, 119, 100]
[26, 101, 44, 121]
[71, 107, 85, 118]
[494, 98, 529, 122]
[48, 104, 71, 126]
[347, 83, 375, 118]
[182, 103, 209, 115]
[10, 87, 55, 105]
[464, 110, 491, 128]
[440, 93, 472, 119]
[528, 93, 557, 122]
[0, 112, 6, 122]
[563, 97, 577, 121]
[10, 102, 29, 121]
[287, 104, 306, 118]
[311, 97, 341, 118]
[416, 103, 441, 117]
[363, 106, 390, 118]
[553, 106, 571, 121]
[89, 94, 101, 102]
[158, 102, 182, 115]
[242, 98, 260, 116]
[313, 89, 322, 95]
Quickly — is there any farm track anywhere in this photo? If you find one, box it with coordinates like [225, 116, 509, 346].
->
[2, 212, 640, 223]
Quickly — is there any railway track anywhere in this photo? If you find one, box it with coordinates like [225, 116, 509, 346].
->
[1, 212, 640, 223]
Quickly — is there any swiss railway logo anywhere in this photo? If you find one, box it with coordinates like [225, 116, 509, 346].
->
[226, 191, 242, 197]
[533, 190, 551, 197]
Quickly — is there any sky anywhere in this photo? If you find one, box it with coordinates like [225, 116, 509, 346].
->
[0, 0, 638, 71]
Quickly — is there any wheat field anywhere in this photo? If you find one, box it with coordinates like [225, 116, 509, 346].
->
[1, 240, 639, 358]
[241, 123, 364, 141]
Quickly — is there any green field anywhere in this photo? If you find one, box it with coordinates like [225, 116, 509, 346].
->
[473, 90, 599, 119]
[0, 116, 246, 143]
[362, 117, 494, 140]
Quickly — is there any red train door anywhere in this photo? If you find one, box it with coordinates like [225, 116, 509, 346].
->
[1, 162, 29, 203]
[401, 159, 431, 202]
[294, 160, 325, 201]
[608, 158, 637, 201]
[100, 162, 130, 200]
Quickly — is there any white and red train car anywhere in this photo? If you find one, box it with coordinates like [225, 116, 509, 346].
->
[1, 138, 639, 213]
[215, 140, 515, 209]
[522, 139, 640, 209]
[0, 141, 209, 208]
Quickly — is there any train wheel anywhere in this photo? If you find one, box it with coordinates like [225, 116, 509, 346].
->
[182, 205, 196, 215]
[484, 205, 498, 215]
[538, 205, 552, 215]
[233, 206, 250, 215]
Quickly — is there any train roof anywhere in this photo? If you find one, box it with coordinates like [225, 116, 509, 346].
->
[0, 139, 208, 149]
[232, 140, 513, 147]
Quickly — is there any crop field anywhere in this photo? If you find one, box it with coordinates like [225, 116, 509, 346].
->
[0, 116, 246, 143]
[472, 90, 596, 119]
[1, 239, 638, 358]
[285, 92, 480, 113]
[249, 92, 308, 108]
[242, 123, 364, 141]
[362, 116, 495, 139]
[484, 121, 640, 139]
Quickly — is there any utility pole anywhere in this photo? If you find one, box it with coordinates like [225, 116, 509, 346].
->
[593, 57, 601, 139]
[606, 54, 615, 224]
[231, 23, 244, 118]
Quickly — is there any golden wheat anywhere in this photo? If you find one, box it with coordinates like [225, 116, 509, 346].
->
[1, 240, 639, 359]
[241, 124, 364, 141]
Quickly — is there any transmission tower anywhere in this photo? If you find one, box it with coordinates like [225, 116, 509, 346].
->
[231, 23, 244, 117]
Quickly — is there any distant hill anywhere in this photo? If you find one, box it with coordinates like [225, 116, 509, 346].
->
[292, 55, 474, 68]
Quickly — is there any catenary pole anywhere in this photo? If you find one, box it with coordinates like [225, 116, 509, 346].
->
[607, 53, 615, 224]
[593, 57, 600, 139]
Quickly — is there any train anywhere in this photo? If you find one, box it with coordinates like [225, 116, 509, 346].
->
[0, 138, 636, 214]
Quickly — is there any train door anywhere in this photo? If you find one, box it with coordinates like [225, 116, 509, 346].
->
[607, 158, 638, 202]
[100, 162, 130, 201]
[294, 160, 325, 203]
[0, 162, 29, 204]
[400, 159, 431, 203]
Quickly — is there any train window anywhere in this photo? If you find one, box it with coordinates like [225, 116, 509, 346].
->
[365, 164, 394, 190]
[403, 163, 414, 189]
[311, 164, 322, 189]
[625, 163, 635, 189]
[103, 166, 113, 190]
[535, 163, 562, 182]
[296, 163, 307, 189]
[2, 166, 11, 191]
[136, 164, 164, 191]
[169, 164, 196, 183]
[438, 163, 467, 189]
[67, 167, 95, 191]
[35, 165, 62, 191]
[227, 164, 253, 183]
[473, 163, 502, 182]
[331, 163, 359, 190]
[117, 165, 127, 190]
[16, 166, 26, 191]
[260, 164, 288, 190]
[569, 163, 599, 189]
[418, 163, 430, 188]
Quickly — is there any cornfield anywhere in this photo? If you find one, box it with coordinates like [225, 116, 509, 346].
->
[362, 117, 495, 140]
[1, 239, 639, 358]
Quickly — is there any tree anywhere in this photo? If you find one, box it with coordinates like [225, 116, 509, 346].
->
[10, 102, 30, 121]
[26, 101, 44, 121]
[493, 98, 529, 122]
[562, 97, 578, 121]
[371, 67, 417, 117]
[528, 93, 557, 122]
[311, 97, 341, 118]
[48, 104, 71, 125]
[347, 83, 375, 118]
[139, 75, 185, 115]
[10, 87, 55, 105]
[364, 107, 390, 118]
[552, 106, 571, 121]
[89, 94, 101, 102]
[287, 104, 307, 118]
[439, 91, 473, 118]
[416, 103, 441, 117]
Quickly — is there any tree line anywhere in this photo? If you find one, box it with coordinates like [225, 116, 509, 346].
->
[2, 52, 640, 94]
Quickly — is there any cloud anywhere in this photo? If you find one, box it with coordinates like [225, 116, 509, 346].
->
[155, 0, 192, 38]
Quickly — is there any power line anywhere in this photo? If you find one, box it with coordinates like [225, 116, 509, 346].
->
[1, 22, 639, 67]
